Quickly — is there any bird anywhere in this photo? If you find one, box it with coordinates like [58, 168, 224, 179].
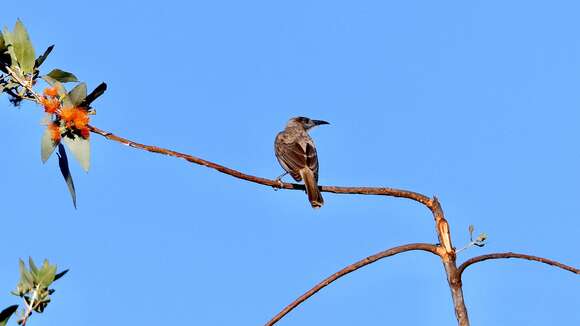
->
[274, 116, 329, 208]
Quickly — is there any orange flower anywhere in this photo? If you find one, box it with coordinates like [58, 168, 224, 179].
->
[79, 127, 90, 139]
[60, 107, 76, 121]
[41, 97, 61, 114]
[59, 107, 90, 130]
[48, 122, 61, 142]
[73, 110, 89, 129]
[43, 86, 59, 98]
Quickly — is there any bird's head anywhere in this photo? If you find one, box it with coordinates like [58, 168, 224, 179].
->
[287, 116, 330, 130]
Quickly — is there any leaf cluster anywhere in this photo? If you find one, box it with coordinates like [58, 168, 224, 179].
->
[1, 20, 107, 208]
[0, 258, 67, 326]
[40, 80, 107, 208]
[0, 20, 52, 105]
[468, 225, 488, 248]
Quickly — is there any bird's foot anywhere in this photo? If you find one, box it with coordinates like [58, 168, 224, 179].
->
[272, 177, 284, 191]
[272, 172, 288, 191]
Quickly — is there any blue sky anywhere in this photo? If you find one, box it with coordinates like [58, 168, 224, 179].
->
[1, 1, 579, 325]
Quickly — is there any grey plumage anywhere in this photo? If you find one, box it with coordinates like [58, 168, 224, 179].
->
[275, 116, 329, 208]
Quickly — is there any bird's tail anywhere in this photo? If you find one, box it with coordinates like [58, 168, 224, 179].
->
[300, 168, 324, 209]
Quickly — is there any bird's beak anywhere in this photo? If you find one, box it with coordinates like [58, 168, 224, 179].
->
[313, 120, 330, 126]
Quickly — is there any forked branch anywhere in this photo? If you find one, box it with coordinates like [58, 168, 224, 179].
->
[2, 25, 578, 325]
[86, 124, 470, 325]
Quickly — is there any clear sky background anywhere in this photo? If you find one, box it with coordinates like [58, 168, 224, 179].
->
[1, 1, 579, 325]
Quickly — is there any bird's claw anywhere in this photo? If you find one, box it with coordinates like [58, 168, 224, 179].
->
[272, 172, 288, 191]
[272, 178, 284, 191]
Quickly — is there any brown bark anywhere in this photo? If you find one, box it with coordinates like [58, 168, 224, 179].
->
[6, 65, 578, 326]
[88, 125, 432, 204]
[458, 252, 580, 276]
[427, 198, 469, 325]
[442, 260, 469, 326]
[88, 125, 476, 324]
[265, 243, 439, 326]
[86, 124, 579, 326]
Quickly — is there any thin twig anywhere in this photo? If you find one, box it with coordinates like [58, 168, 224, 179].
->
[455, 243, 473, 254]
[265, 243, 439, 326]
[458, 252, 580, 276]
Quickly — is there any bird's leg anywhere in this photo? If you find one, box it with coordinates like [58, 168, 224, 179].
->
[273, 172, 288, 190]
[275, 171, 288, 180]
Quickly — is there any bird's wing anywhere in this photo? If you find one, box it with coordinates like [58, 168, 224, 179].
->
[275, 140, 308, 181]
[305, 142, 319, 181]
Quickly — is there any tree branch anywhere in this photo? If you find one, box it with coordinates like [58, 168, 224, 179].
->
[3, 47, 574, 326]
[87, 124, 473, 325]
[265, 243, 439, 326]
[88, 125, 431, 205]
[458, 252, 580, 276]
[427, 199, 469, 326]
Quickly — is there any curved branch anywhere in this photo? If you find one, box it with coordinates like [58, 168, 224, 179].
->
[458, 252, 580, 276]
[265, 243, 439, 326]
[88, 125, 432, 206]
[88, 124, 471, 324]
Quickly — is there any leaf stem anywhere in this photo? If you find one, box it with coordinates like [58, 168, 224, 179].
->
[456, 241, 475, 254]
[20, 284, 40, 326]
[5, 66, 42, 103]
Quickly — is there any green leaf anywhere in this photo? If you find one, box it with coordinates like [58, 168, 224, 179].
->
[18, 258, 25, 274]
[67, 82, 86, 106]
[468, 224, 474, 241]
[57, 144, 76, 208]
[45, 68, 78, 83]
[42, 75, 56, 85]
[52, 81, 74, 107]
[28, 257, 39, 278]
[12, 20, 35, 73]
[52, 81, 68, 97]
[41, 123, 59, 163]
[0, 34, 10, 74]
[38, 264, 56, 287]
[19, 259, 34, 290]
[0, 305, 18, 326]
[475, 232, 488, 245]
[48, 265, 57, 283]
[2, 27, 17, 67]
[63, 135, 90, 172]
[79, 82, 107, 108]
[0, 43, 9, 74]
[53, 269, 69, 282]
[35, 44, 54, 68]
[4, 82, 18, 90]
